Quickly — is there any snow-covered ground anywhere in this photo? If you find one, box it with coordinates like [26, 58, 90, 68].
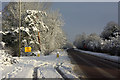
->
[74, 49, 120, 64]
[0, 49, 79, 79]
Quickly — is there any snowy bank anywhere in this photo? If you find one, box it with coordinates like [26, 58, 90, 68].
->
[75, 49, 120, 64]
[1, 49, 79, 79]
[0, 42, 18, 79]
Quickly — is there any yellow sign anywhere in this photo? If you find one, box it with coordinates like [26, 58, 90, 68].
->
[56, 53, 59, 58]
[37, 53, 40, 57]
[25, 47, 31, 52]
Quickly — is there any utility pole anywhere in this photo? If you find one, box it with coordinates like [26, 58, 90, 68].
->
[18, 0, 21, 57]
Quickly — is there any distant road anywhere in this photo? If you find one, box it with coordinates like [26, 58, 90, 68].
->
[67, 49, 120, 79]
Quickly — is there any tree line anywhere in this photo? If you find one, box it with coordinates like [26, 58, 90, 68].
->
[74, 21, 120, 56]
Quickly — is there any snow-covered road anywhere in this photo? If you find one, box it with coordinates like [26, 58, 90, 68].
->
[1, 50, 79, 79]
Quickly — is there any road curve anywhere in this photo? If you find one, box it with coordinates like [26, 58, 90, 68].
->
[67, 49, 120, 80]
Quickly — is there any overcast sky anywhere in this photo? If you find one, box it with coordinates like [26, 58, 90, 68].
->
[52, 2, 118, 42]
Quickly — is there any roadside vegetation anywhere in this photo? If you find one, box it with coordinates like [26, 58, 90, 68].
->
[74, 21, 120, 56]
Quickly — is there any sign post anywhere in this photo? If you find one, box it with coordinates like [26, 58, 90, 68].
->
[56, 53, 59, 58]
[18, 0, 21, 57]
[38, 32, 42, 55]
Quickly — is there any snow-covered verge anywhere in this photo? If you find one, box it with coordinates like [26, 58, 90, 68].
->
[1, 49, 79, 79]
[0, 43, 18, 66]
[0, 42, 18, 80]
[74, 48, 120, 64]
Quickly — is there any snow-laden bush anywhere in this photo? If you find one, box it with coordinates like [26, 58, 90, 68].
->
[85, 33, 101, 51]
[102, 37, 120, 55]
[100, 21, 120, 40]
[63, 42, 74, 49]
[100, 22, 120, 55]
[74, 33, 101, 51]
[0, 42, 5, 49]
[0, 42, 18, 67]
[74, 21, 120, 56]
[73, 33, 87, 49]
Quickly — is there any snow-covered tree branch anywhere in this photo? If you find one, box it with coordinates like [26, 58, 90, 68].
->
[2, 2, 67, 56]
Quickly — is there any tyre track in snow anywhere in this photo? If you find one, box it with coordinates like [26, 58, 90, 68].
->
[54, 64, 80, 80]
[54, 66, 68, 80]
[33, 67, 38, 80]
[33, 65, 62, 79]
[33, 67, 45, 80]
[33, 65, 74, 80]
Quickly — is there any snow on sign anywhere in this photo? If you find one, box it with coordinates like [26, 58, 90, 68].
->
[56, 53, 59, 58]
[25, 47, 31, 52]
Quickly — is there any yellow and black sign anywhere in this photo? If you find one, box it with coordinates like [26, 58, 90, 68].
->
[25, 47, 31, 52]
